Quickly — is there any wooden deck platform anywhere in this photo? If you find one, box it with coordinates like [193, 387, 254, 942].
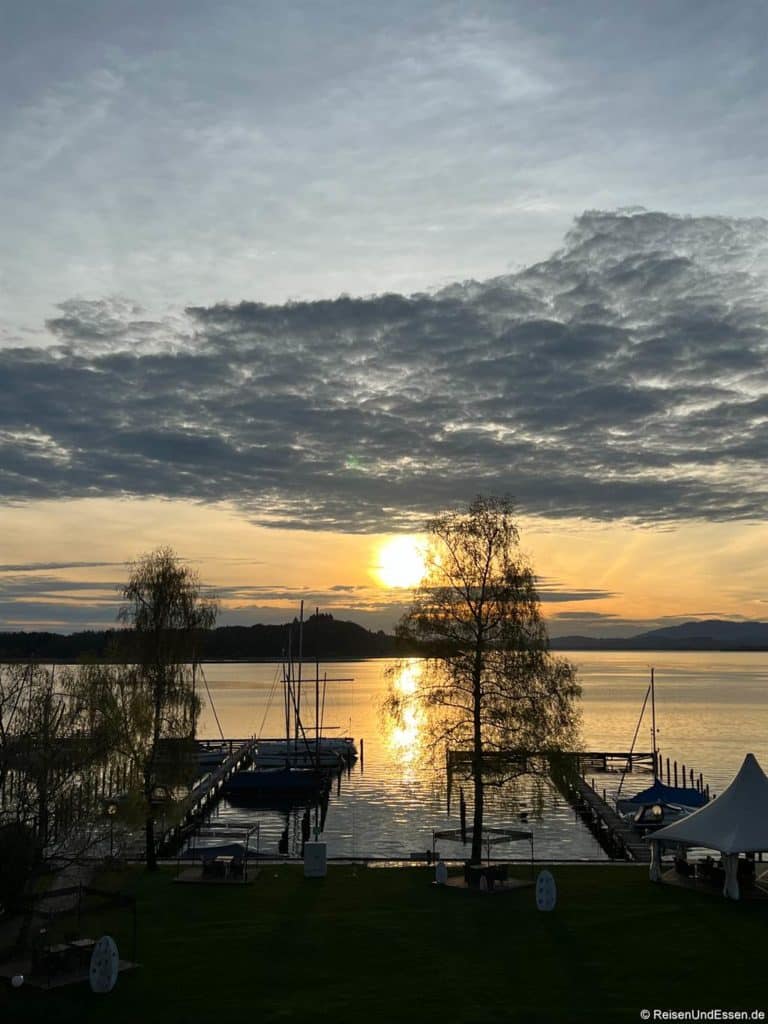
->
[173, 867, 257, 885]
[441, 875, 534, 894]
[661, 866, 768, 900]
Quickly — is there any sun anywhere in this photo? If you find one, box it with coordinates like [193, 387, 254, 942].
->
[375, 535, 428, 588]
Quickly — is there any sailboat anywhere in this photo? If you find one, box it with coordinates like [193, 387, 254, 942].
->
[224, 603, 349, 797]
[615, 668, 707, 826]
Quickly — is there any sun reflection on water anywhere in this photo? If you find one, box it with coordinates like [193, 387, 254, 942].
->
[387, 660, 425, 769]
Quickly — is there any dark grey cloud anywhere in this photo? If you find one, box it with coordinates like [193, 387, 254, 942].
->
[0, 571, 123, 630]
[0, 561, 122, 572]
[0, 601, 122, 630]
[212, 584, 377, 605]
[2, 210, 768, 530]
[550, 611, 621, 621]
[536, 588, 616, 604]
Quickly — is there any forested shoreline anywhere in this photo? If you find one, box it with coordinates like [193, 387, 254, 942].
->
[0, 613, 416, 662]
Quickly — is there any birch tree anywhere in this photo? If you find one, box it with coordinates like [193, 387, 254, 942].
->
[391, 497, 580, 867]
[111, 547, 217, 869]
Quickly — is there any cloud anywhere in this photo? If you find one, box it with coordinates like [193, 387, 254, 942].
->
[2, 209, 768, 530]
[0, 603, 121, 631]
[549, 611, 622, 621]
[0, 576, 121, 600]
[0, 573, 408, 633]
[535, 578, 616, 603]
[0, 561, 123, 573]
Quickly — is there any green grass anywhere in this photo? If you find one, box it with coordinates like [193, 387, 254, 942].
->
[3, 865, 766, 1023]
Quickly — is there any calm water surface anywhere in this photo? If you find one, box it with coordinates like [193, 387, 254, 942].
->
[195, 652, 768, 860]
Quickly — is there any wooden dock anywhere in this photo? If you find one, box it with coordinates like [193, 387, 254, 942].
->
[576, 751, 656, 774]
[447, 749, 660, 863]
[559, 774, 651, 862]
[143, 743, 698, 865]
[154, 738, 256, 856]
[447, 749, 657, 777]
[444, 746, 714, 863]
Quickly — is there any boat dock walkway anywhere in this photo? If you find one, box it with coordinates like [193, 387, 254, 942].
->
[447, 749, 659, 863]
[561, 774, 652, 862]
[154, 738, 257, 856]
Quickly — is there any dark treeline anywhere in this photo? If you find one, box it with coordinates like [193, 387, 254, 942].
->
[0, 612, 417, 662]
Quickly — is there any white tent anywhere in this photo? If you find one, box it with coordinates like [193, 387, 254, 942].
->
[649, 753, 768, 899]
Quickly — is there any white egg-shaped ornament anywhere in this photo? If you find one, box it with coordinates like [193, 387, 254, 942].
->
[89, 935, 119, 994]
[535, 869, 557, 911]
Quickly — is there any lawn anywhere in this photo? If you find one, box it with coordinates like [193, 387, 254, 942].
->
[2, 864, 766, 1023]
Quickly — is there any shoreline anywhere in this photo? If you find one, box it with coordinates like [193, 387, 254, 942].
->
[3, 647, 768, 666]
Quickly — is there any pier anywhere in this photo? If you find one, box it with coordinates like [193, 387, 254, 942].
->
[447, 748, 712, 863]
[554, 751, 712, 862]
[445, 749, 657, 861]
[554, 772, 652, 862]
[154, 738, 257, 856]
[447, 749, 657, 778]
[139, 743, 709, 864]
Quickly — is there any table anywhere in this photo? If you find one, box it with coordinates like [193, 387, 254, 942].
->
[68, 938, 96, 969]
[215, 855, 235, 879]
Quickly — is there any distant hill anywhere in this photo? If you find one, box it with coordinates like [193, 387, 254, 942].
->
[0, 613, 416, 662]
[550, 619, 768, 651]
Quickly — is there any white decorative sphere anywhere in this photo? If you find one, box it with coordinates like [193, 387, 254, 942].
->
[11, 974, 24, 988]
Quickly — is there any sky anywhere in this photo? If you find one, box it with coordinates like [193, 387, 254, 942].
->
[1, 1, 767, 637]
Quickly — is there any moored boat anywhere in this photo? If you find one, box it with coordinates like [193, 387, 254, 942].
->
[256, 735, 356, 760]
[251, 746, 345, 770]
[224, 766, 331, 796]
[614, 667, 708, 823]
[616, 778, 707, 818]
[624, 800, 691, 831]
[224, 602, 349, 799]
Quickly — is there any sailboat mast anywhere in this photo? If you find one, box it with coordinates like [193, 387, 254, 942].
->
[284, 628, 292, 748]
[315, 607, 321, 770]
[650, 666, 658, 778]
[295, 600, 304, 749]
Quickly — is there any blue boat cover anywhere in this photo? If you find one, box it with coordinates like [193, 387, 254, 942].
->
[626, 779, 707, 808]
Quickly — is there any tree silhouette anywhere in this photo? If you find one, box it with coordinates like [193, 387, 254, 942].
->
[392, 497, 580, 867]
[107, 548, 218, 869]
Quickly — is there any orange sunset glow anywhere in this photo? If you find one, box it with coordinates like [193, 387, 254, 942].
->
[2, 496, 767, 638]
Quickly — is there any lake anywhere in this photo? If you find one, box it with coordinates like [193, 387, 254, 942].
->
[195, 651, 768, 860]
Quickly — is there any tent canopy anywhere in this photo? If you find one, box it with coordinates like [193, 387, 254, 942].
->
[651, 753, 768, 854]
